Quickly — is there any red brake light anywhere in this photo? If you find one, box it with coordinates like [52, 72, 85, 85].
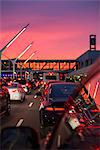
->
[49, 72, 53, 76]
[44, 82, 46, 85]
[44, 90, 48, 95]
[12, 89, 18, 92]
[8, 83, 12, 86]
[45, 107, 65, 111]
[26, 83, 29, 86]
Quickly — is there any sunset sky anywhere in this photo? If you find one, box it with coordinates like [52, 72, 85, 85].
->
[0, 0, 100, 60]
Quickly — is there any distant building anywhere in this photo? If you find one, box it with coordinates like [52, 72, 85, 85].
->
[69, 34, 100, 76]
[76, 50, 100, 69]
[76, 34, 100, 69]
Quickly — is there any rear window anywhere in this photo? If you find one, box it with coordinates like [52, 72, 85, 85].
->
[46, 75, 57, 80]
[51, 84, 77, 99]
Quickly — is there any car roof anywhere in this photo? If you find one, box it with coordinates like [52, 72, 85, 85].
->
[46, 80, 66, 84]
[50, 81, 79, 86]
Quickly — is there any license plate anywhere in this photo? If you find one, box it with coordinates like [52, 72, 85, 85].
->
[68, 116, 80, 129]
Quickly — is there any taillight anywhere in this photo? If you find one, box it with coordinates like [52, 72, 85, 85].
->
[44, 90, 48, 95]
[8, 83, 12, 86]
[41, 81, 44, 84]
[44, 82, 46, 85]
[0, 91, 5, 96]
[12, 89, 18, 92]
[26, 83, 29, 86]
[45, 107, 65, 111]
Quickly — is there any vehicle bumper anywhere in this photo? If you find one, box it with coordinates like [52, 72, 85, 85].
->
[41, 110, 64, 126]
[10, 94, 21, 101]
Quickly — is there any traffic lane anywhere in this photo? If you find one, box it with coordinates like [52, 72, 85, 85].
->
[1, 94, 31, 129]
[21, 98, 40, 131]
[1, 93, 41, 133]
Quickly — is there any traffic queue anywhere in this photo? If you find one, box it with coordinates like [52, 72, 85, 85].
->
[0, 67, 100, 150]
[0, 77, 34, 118]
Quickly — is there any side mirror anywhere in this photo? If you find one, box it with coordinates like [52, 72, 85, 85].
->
[1, 126, 40, 149]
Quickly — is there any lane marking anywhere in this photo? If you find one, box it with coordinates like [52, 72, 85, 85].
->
[57, 134, 61, 147]
[16, 119, 24, 127]
[29, 102, 34, 107]
[34, 95, 37, 98]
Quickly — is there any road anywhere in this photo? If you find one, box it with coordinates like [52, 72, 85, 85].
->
[1, 89, 100, 149]
[1, 91, 41, 134]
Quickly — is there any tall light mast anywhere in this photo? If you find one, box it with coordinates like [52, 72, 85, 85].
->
[20, 51, 37, 79]
[12, 42, 33, 79]
[0, 24, 29, 78]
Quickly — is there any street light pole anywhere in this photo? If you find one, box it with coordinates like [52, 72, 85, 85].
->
[20, 51, 37, 79]
[12, 42, 33, 79]
[0, 24, 29, 79]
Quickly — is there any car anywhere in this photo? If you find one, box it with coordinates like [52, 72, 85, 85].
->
[38, 82, 79, 127]
[44, 59, 100, 150]
[21, 81, 31, 94]
[6, 82, 26, 102]
[16, 79, 32, 94]
[0, 81, 11, 117]
[37, 73, 61, 90]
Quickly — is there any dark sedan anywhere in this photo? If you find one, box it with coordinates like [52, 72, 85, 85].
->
[38, 82, 78, 127]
